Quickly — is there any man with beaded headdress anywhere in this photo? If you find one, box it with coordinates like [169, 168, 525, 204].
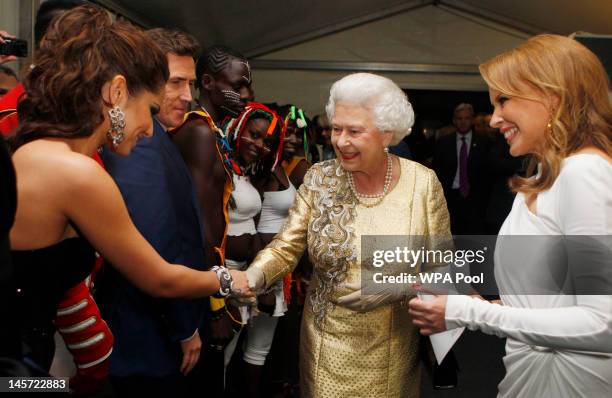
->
[170, 44, 253, 394]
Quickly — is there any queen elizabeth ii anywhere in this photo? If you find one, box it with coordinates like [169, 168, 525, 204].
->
[241, 73, 451, 397]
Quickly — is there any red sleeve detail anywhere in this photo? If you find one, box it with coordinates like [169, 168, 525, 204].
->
[0, 85, 23, 136]
[54, 281, 113, 393]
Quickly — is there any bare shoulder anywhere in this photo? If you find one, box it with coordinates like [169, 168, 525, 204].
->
[174, 118, 216, 145]
[13, 143, 108, 191]
[292, 157, 309, 175]
[10, 143, 117, 246]
[173, 118, 219, 162]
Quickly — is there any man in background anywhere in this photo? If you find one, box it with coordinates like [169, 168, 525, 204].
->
[433, 103, 491, 234]
[312, 114, 335, 161]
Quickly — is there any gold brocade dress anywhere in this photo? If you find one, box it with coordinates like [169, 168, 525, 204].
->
[250, 158, 451, 397]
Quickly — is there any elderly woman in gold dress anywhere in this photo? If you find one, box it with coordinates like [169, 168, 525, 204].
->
[241, 73, 451, 397]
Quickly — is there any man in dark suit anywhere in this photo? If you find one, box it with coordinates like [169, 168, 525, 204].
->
[433, 103, 491, 234]
[97, 29, 203, 397]
[171, 45, 253, 397]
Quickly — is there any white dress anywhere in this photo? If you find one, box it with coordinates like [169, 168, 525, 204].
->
[445, 154, 612, 397]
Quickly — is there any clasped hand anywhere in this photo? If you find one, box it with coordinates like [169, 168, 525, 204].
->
[228, 269, 255, 299]
[407, 293, 448, 335]
[226, 267, 265, 305]
[335, 281, 415, 313]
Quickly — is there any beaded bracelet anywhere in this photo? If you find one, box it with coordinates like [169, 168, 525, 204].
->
[211, 265, 233, 298]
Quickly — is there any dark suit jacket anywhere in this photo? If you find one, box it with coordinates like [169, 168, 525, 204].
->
[389, 139, 412, 160]
[98, 118, 206, 378]
[432, 131, 492, 203]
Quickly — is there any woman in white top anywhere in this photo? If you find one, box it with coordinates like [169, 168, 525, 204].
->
[237, 136, 297, 396]
[223, 102, 285, 272]
[222, 103, 286, 393]
[254, 155, 296, 321]
[409, 34, 612, 397]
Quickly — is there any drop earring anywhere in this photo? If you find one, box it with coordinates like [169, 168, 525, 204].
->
[107, 106, 126, 149]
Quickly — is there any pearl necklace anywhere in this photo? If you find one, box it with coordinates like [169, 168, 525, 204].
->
[347, 153, 393, 208]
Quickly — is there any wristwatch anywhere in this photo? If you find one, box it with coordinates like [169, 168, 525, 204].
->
[211, 266, 233, 298]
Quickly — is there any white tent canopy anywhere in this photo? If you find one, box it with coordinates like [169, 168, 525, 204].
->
[251, 3, 528, 114]
[93, 0, 612, 114]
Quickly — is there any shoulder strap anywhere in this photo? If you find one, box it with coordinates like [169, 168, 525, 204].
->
[282, 156, 306, 176]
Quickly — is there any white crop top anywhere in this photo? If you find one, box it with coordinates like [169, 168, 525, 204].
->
[257, 180, 297, 234]
[227, 174, 262, 236]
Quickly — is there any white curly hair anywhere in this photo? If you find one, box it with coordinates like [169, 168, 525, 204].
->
[325, 73, 414, 144]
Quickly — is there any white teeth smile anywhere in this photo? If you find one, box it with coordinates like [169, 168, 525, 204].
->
[504, 127, 518, 140]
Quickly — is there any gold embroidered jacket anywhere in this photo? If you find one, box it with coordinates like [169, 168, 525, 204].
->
[251, 158, 451, 397]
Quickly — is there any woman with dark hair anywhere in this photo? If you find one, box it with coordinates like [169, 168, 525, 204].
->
[222, 102, 285, 278]
[259, 105, 313, 396]
[9, 5, 251, 371]
[220, 102, 285, 394]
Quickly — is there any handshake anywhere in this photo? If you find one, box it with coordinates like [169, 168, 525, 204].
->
[213, 266, 265, 301]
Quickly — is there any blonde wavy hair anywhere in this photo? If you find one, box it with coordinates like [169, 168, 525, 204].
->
[479, 34, 612, 194]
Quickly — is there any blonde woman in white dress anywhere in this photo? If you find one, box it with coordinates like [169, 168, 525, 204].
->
[409, 34, 612, 397]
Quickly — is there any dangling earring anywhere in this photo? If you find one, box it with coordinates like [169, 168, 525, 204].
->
[107, 106, 126, 149]
[384, 147, 389, 153]
[546, 108, 555, 136]
[546, 119, 553, 136]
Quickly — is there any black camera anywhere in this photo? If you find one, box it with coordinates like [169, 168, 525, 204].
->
[0, 37, 28, 58]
